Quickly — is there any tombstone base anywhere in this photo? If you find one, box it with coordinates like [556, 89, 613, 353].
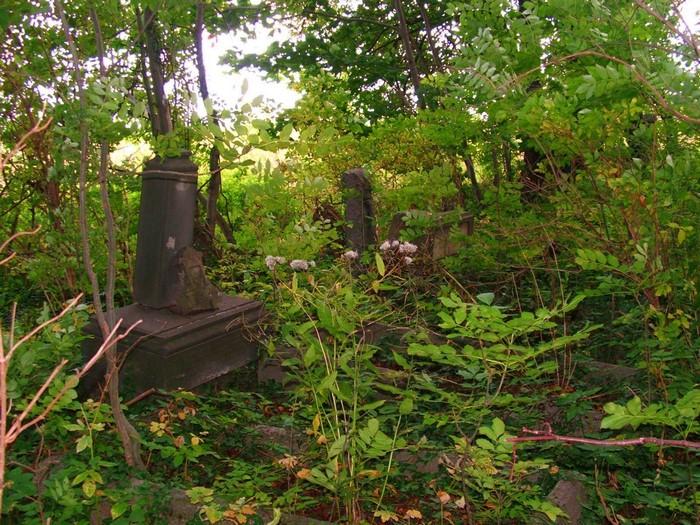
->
[81, 296, 263, 396]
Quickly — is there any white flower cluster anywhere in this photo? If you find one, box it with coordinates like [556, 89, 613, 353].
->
[289, 259, 316, 271]
[378, 239, 417, 265]
[341, 250, 359, 262]
[265, 255, 286, 270]
[379, 240, 400, 251]
[265, 255, 316, 272]
[398, 242, 418, 254]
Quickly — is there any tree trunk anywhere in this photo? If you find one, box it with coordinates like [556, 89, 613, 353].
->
[517, 1, 546, 199]
[194, 3, 224, 248]
[394, 0, 424, 109]
[197, 193, 235, 245]
[465, 155, 483, 206]
[503, 141, 513, 182]
[521, 141, 546, 198]
[417, 1, 441, 72]
[141, 8, 172, 136]
[135, 13, 158, 138]
[492, 146, 501, 188]
[59, 4, 144, 470]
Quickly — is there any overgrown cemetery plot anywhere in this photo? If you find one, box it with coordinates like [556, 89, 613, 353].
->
[1, 1, 699, 524]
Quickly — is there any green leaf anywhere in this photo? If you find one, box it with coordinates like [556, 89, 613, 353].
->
[399, 397, 414, 415]
[675, 389, 700, 418]
[204, 506, 224, 523]
[307, 468, 336, 491]
[279, 123, 294, 141]
[203, 98, 214, 116]
[133, 100, 146, 117]
[82, 479, 96, 498]
[475, 438, 494, 450]
[375, 252, 385, 277]
[367, 418, 379, 435]
[318, 126, 336, 142]
[303, 344, 319, 367]
[360, 400, 386, 412]
[111, 502, 129, 520]
[439, 296, 458, 308]
[492, 418, 505, 437]
[328, 435, 347, 458]
[476, 292, 495, 305]
[76, 434, 92, 453]
[316, 304, 333, 330]
[299, 125, 317, 141]
[317, 371, 337, 394]
[392, 351, 411, 370]
[626, 396, 642, 416]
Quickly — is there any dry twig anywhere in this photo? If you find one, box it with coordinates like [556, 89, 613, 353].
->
[508, 423, 700, 449]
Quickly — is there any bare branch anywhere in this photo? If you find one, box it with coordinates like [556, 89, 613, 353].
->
[7, 318, 142, 443]
[7, 295, 83, 362]
[0, 117, 52, 174]
[4, 359, 68, 445]
[0, 226, 41, 266]
[509, 425, 700, 450]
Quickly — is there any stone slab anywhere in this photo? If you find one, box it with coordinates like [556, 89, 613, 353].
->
[81, 295, 262, 396]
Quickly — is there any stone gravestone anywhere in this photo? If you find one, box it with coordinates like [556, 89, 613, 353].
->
[341, 168, 376, 254]
[82, 153, 262, 395]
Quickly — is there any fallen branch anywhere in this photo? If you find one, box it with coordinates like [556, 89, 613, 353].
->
[508, 423, 700, 450]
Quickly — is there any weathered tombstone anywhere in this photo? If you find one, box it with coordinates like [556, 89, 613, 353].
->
[132, 155, 200, 308]
[341, 168, 376, 254]
[388, 210, 473, 259]
[82, 153, 262, 396]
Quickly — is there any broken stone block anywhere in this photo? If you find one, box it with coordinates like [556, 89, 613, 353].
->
[582, 361, 640, 385]
[168, 246, 221, 315]
[250, 424, 306, 455]
[548, 479, 587, 524]
[530, 478, 587, 525]
[257, 346, 299, 387]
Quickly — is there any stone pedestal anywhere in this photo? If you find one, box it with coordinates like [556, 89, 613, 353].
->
[82, 296, 262, 396]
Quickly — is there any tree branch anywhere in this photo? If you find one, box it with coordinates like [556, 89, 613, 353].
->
[195, 2, 224, 247]
[509, 424, 700, 450]
[0, 226, 41, 266]
[394, 0, 424, 109]
[633, 0, 699, 59]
